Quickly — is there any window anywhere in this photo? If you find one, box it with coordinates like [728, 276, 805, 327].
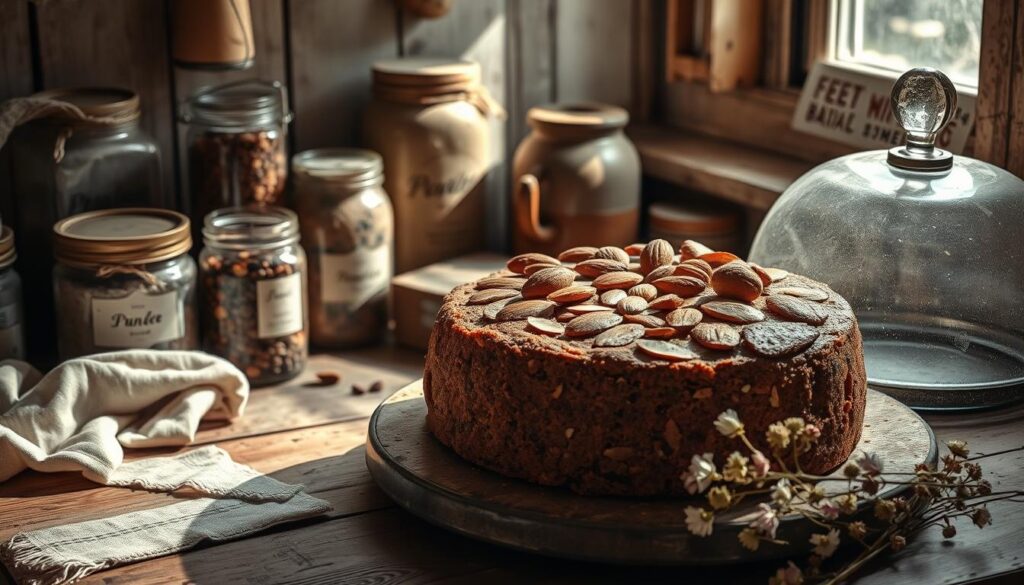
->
[834, 0, 984, 88]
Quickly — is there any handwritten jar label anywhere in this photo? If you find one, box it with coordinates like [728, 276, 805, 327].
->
[256, 272, 303, 338]
[91, 289, 183, 348]
[319, 245, 390, 309]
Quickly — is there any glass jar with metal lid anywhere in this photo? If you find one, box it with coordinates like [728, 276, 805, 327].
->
[8, 87, 165, 359]
[181, 80, 292, 228]
[293, 148, 393, 348]
[52, 208, 198, 361]
[200, 206, 307, 386]
[0, 226, 25, 360]
[364, 58, 499, 273]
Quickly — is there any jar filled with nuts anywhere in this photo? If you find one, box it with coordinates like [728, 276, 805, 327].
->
[200, 206, 308, 386]
[293, 149, 392, 348]
[181, 80, 291, 234]
[52, 209, 199, 360]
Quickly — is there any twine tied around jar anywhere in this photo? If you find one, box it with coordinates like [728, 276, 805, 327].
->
[0, 97, 138, 163]
[95, 265, 161, 287]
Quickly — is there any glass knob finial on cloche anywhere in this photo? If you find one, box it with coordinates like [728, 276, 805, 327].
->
[886, 68, 958, 170]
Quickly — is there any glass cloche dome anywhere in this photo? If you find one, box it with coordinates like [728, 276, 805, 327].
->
[750, 68, 1024, 411]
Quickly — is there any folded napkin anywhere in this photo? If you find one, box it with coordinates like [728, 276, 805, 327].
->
[0, 351, 333, 585]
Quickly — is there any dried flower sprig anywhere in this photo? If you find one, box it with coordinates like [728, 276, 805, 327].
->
[681, 410, 1024, 584]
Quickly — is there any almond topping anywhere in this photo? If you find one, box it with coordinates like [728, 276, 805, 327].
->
[565, 311, 624, 336]
[640, 239, 674, 274]
[617, 295, 649, 315]
[547, 285, 598, 304]
[467, 288, 521, 305]
[627, 283, 658, 301]
[495, 299, 556, 321]
[574, 258, 628, 277]
[690, 323, 741, 350]
[711, 260, 763, 302]
[765, 295, 828, 325]
[476, 276, 526, 290]
[624, 243, 646, 256]
[600, 288, 628, 306]
[643, 264, 676, 284]
[666, 307, 703, 329]
[592, 271, 644, 290]
[636, 339, 699, 361]
[558, 246, 599, 263]
[774, 286, 829, 302]
[507, 252, 559, 274]
[625, 313, 668, 328]
[643, 326, 677, 338]
[594, 246, 630, 264]
[649, 294, 685, 310]
[526, 316, 565, 335]
[700, 301, 766, 324]
[699, 250, 741, 268]
[594, 323, 646, 347]
[521, 266, 576, 299]
[652, 276, 706, 297]
[566, 304, 615, 314]
[679, 239, 714, 260]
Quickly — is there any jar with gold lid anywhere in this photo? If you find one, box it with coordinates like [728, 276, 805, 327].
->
[0, 226, 25, 360]
[199, 206, 307, 386]
[52, 209, 198, 360]
[364, 58, 498, 273]
[293, 148, 393, 348]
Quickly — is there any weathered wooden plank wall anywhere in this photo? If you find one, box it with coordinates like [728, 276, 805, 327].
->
[0, 0, 639, 251]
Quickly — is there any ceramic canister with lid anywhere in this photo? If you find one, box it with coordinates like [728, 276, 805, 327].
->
[0, 226, 25, 360]
[647, 201, 742, 254]
[293, 148, 393, 348]
[200, 206, 307, 386]
[364, 58, 497, 273]
[52, 209, 198, 361]
[512, 103, 641, 256]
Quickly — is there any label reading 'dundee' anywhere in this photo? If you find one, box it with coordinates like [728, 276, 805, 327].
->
[320, 246, 390, 309]
[257, 272, 303, 339]
[92, 289, 183, 348]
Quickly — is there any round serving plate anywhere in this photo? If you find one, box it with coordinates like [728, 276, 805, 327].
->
[366, 382, 937, 565]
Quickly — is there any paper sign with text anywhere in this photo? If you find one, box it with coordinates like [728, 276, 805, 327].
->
[792, 62, 975, 153]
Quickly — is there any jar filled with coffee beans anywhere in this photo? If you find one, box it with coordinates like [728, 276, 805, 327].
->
[200, 206, 308, 386]
[181, 80, 292, 231]
[293, 148, 393, 348]
[52, 209, 199, 360]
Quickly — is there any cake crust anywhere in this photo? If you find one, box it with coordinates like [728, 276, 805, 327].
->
[424, 250, 867, 496]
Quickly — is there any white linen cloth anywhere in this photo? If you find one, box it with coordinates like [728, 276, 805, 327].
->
[0, 351, 333, 585]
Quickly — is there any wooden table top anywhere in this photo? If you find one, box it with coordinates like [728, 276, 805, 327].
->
[1, 345, 1022, 585]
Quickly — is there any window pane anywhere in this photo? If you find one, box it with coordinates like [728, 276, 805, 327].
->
[836, 0, 983, 87]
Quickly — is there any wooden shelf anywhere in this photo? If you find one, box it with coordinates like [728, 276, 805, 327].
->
[629, 123, 814, 210]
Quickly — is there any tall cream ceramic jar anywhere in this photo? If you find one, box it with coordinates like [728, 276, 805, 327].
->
[364, 58, 493, 274]
[512, 103, 640, 256]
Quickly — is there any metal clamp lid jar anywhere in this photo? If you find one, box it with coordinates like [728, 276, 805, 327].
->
[0, 226, 25, 360]
[293, 148, 393, 348]
[52, 208, 198, 360]
[750, 68, 1024, 411]
[182, 80, 293, 230]
[199, 206, 308, 386]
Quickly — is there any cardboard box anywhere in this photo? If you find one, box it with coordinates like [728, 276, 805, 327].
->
[391, 253, 506, 351]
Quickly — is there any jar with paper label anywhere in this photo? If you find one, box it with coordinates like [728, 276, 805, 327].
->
[293, 149, 392, 348]
[364, 58, 498, 273]
[0, 227, 25, 360]
[199, 206, 307, 386]
[52, 209, 198, 361]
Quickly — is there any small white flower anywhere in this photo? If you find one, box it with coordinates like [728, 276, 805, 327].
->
[682, 452, 716, 495]
[750, 502, 779, 539]
[714, 409, 744, 437]
[738, 527, 760, 551]
[817, 498, 840, 520]
[684, 506, 714, 537]
[771, 478, 792, 507]
[810, 528, 841, 558]
[751, 450, 771, 478]
[856, 451, 884, 475]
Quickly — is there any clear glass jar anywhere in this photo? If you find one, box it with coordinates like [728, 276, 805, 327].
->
[9, 88, 164, 360]
[200, 206, 308, 386]
[182, 80, 292, 227]
[293, 148, 393, 348]
[52, 209, 198, 361]
[0, 226, 25, 360]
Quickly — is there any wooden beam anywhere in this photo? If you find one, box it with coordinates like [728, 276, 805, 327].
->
[1007, 0, 1024, 177]
[974, 0, 1018, 168]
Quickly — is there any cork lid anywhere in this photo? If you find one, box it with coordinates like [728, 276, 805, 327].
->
[0, 226, 16, 269]
[33, 87, 141, 122]
[649, 202, 739, 235]
[53, 208, 192, 267]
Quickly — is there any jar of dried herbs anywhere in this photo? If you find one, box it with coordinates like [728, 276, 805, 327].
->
[52, 209, 198, 360]
[200, 206, 307, 386]
[0, 226, 25, 360]
[293, 148, 392, 348]
[181, 80, 291, 230]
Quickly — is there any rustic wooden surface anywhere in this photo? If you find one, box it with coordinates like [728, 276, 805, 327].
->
[1, 346, 1022, 585]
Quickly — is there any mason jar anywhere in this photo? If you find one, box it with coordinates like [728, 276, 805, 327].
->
[200, 206, 307, 386]
[181, 80, 292, 230]
[293, 148, 393, 348]
[9, 87, 164, 360]
[364, 58, 496, 273]
[52, 209, 198, 360]
[0, 226, 25, 360]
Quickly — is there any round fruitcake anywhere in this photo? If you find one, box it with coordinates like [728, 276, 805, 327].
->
[423, 240, 867, 496]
